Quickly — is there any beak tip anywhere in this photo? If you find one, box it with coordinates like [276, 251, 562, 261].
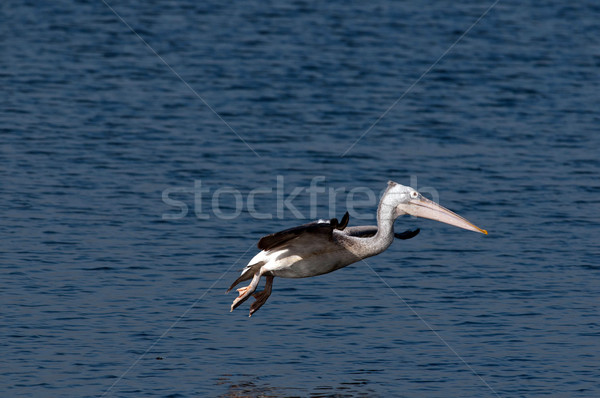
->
[481, 229, 488, 235]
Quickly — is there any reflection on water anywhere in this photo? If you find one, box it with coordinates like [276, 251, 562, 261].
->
[217, 374, 378, 398]
[217, 375, 284, 398]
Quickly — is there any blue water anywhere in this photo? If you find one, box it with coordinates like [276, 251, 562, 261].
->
[2, 0, 599, 396]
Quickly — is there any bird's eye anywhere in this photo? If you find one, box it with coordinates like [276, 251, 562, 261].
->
[410, 191, 418, 199]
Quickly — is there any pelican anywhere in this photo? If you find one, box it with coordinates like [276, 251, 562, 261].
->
[227, 181, 487, 316]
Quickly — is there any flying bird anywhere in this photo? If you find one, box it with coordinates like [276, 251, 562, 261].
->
[227, 181, 487, 316]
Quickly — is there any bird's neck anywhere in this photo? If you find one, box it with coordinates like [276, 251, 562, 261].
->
[364, 196, 397, 256]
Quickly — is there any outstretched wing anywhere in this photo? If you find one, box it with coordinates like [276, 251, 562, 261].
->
[343, 225, 379, 238]
[257, 212, 350, 251]
[343, 226, 420, 240]
[394, 228, 420, 240]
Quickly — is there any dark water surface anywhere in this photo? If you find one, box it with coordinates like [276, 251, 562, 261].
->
[2, 1, 599, 397]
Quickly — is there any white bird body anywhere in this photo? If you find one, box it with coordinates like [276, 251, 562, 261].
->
[244, 233, 371, 279]
[227, 181, 487, 316]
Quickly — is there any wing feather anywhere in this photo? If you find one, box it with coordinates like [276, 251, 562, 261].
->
[343, 225, 378, 238]
[257, 212, 351, 251]
[343, 226, 420, 240]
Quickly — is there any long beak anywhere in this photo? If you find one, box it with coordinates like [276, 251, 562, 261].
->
[400, 196, 488, 234]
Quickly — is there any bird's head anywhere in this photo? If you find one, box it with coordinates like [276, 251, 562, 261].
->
[384, 181, 487, 234]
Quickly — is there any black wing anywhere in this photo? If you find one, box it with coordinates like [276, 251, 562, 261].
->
[344, 226, 420, 240]
[394, 228, 420, 240]
[257, 212, 350, 251]
[343, 225, 378, 238]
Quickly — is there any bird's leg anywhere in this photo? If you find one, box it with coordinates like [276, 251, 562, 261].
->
[249, 275, 274, 317]
[230, 273, 261, 312]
